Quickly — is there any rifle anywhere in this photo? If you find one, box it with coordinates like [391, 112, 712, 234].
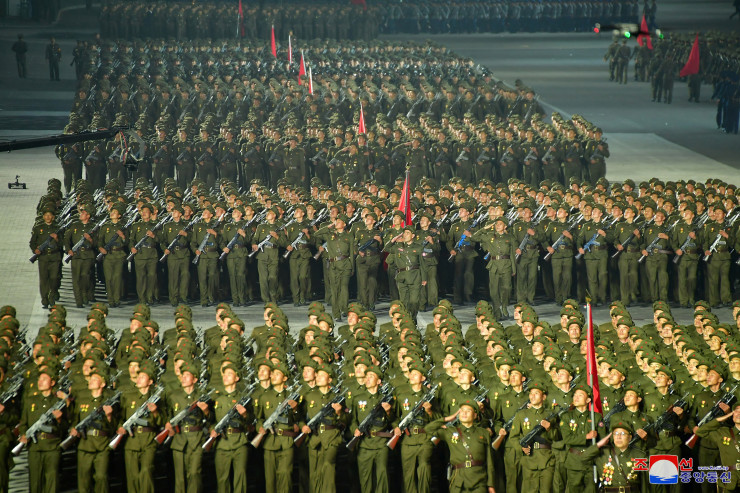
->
[703, 211, 739, 262]
[0, 375, 25, 407]
[95, 212, 140, 262]
[447, 233, 470, 262]
[126, 215, 171, 262]
[251, 384, 301, 448]
[673, 213, 710, 265]
[60, 391, 122, 450]
[202, 383, 257, 452]
[575, 232, 600, 260]
[218, 221, 249, 261]
[685, 384, 738, 448]
[492, 399, 530, 450]
[64, 217, 107, 263]
[611, 217, 651, 259]
[160, 214, 201, 263]
[29, 220, 70, 263]
[294, 388, 348, 447]
[628, 392, 688, 447]
[346, 384, 395, 451]
[602, 399, 627, 432]
[519, 405, 573, 449]
[192, 211, 228, 265]
[249, 219, 294, 259]
[387, 383, 440, 450]
[109, 385, 165, 449]
[283, 232, 307, 259]
[639, 218, 680, 263]
[155, 388, 215, 446]
[13, 397, 69, 454]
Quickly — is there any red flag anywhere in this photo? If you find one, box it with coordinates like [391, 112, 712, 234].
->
[237, 0, 244, 37]
[680, 35, 700, 77]
[358, 103, 366, 135]
[351, 0, 367, 10]
[298, 51, 306, 85]
[270, 25, 276, 58]
[308, 66, 313, 95]
[397, 169, 412, 226]
[586, 301, 602, 414]
[288, 35, 292, 66]
[637, 14, 652, 49]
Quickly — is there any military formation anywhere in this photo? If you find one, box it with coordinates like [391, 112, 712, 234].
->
[603, 32, 740, 133]
[101, 0, 639, 39]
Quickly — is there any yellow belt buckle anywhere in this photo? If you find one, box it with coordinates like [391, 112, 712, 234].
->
[370, 430, 377, 437]
[319, 424, 326, 433]
[135, 426, 142, 433]
[465, 460, 472, 468]
[412, 427, 419, 435]
[277, 428, 284, 436]
[618, 487, 626, 493]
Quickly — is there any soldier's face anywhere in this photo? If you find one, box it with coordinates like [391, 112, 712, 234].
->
[136, 372, 152, 389]
[43, 212, 54, 223]
[696, 366, 708, 382]
[497, 365, 511, 382]
[529, 389, 545, 406]
[458, 405, 477, 425]
[403, 230, 414, 243]
[302, 366, 315, 383]
[270, 370, 288, 387]
[510, 371, 524, 387]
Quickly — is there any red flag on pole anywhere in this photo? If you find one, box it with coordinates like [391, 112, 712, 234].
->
[680, 35, 701, 77]
[288, 35, 293, 66]
[237, 0, 244, 37]
[397, 169, 412, 226]
[298, 51, 306, 85]
[308, 66, 313, 95]
[358, 103, 366, 135]
[637, 14, 652, 49]
[586, 301, 602, 414]
[270, 25, 276, 58]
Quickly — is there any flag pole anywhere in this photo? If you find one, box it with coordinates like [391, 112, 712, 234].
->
[586, 296, 597, 484]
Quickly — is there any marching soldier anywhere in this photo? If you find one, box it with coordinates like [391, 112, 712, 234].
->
[354, 211, 383, 311]
[315, 214, 353, 321]
[64, 203, 98, 307]
[447, 202, 478, 306]
[251, 207, 285, 304]
[129, 204, 160, 305]
[30, 205, 64, 309]
[98, 203, 128, 307]
[392, 225, 427, 321]
[220, 206, 249, 307]
[577, 204, 612, 306]
[285, 205, 313, 307]
[191, 206, 221, 307]
[160, 205, 191, 306]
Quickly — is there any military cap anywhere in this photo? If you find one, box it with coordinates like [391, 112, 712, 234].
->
[527, 381, 548, 394]
[573, 383, 592, 398]
[655, 365, 675, 380]
[365, 366, 383, 379]
[138, 360, 157, 380]
[611, 421, 634, 435]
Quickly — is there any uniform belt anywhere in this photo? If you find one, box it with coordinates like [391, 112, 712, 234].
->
[591, 246, 608, 251]
[262, 244, 275, 249]
[491, 255, 510, 260]
[133, 426, 156, 434]
[328, 255, 348, 262]
[459, 245, 474, 251]
[39, 433, 59, 440]
[86, 429, 109, 437]
[365, 250, 380, 256]
[684, 248, 699, 254]
[77, 247, 92, 251]
[111, 247, 125, 251]
[398, 266, 420, 272]
[317, 424, 338, 433]
[230, 244, 243, 250]
[295, 244, 309, 249]
[274, 428, 298, 437]
[626, 247, 641, 252]
[716, 247, 730, 252]
[526, 245, 539, 250]
[225, 427, 243, 434]
[568, 447, 586, 455]
[604, 487, 634, 493]
[181, 425, 202, 433]
[368, 430, 394, 438]
[203, 247, 218, 253]
[453, 460, 484, 469]
[171, 246, 185, 251]
[42, 249, 59, 254]
[406, 427, 426, 435]
[652, 249, 673, 254]
[532, 442, 551, 449]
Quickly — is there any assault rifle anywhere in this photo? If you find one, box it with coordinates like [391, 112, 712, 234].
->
[126, 215, 171, 262]
[108, 386, 165, 449]
[64, 217, 107, 263]
[387, 383, 440, 450]
[294, 387, 348, 447]
[346, 384, 395, 451]
[629, 392, 688, 447]
[251, 384, 301, 448]
[60, 391, 122, 450]
[160, 214, 201, 262]
[492, 400, 530, 450]
[685, 384, 738, 448]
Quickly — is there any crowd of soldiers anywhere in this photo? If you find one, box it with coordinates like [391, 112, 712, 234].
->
[101, 0, 639, 40]
[3, 284, 740, 493]
[603, 32, 740, 132]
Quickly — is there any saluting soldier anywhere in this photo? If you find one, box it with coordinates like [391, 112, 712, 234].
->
[315, 214, 353, 322]
[392, 225, 427, 321]
[447, 202, 478, 306]
[30, 205, 64, 309]
[470, 217, 516, 320]
[579, 421, 649, 493]
[695, 404, 740, 491]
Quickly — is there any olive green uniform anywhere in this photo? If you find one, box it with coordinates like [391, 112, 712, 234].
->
[557, 408, 604, 493]
[471, 227, 516, 318]
[511, 219, 543, 305]
[354, 224, 382, 309]
[130, 218, 160, 304]
[286, 219, 312, 305]
[165, 386, 210, 493]
[612, 219, 642, 305]
[220, 219, 249, 306]
[30, 221, 63, 307]
[119, 387, 165, 493]
[641, 220, 672, 302]
[211, 389, 251, 493]
[447, 218, 477, 304]
[190, 218, 221, 306]
[316, 228, 353, 319]
[671, 219, 701, 306]
[580, 443, 648, 493]
[350, 388, 396, 493]
[702, 219, 734, 306]
[19, 391, 68, 493]
[578, 219, 612, 305]
[543, 219, 575, 304]
[252, 221, 285, 303]
[64, 219, 98, 306]
[71, 389, 118, 493]
[695, 419, 740, 490]
[254, 387, 301, 493]
[160, 218, 191, 305]
[392, 239, 427, 320]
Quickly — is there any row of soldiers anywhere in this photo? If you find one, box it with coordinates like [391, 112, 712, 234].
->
[101, 0, 640, 39]
[2, 288, 740, 493]
[58, 38, 612, 195]
[100, 2, 380, 42]
[31, 170, 740, 328]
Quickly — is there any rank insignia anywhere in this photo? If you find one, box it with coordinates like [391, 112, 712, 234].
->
[451, 432, 459, 444]
[174, 403, 179, 412]
[569, 419, 577, 431]
[451, 399, 456, 408]
[265, 402, 270, 410]
[723, 437, 731, 446]
[506, 400, 511, 408]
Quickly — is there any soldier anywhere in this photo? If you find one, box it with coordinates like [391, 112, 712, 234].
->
[472, 217, 516, 320]
[417, 213, 441, 311]
[640, 207, 673, 302]
[19, 367, 69, 493]
[511, 202, 543, 305]
[30, 205, 63, 309]
[173, 128, 195, 192]
[191, 206, 221, 307]
[220, 206, 249, 307]
[129, 203, 160, 305]
[69, 365, 118, 493]
[45, 37, 62, 81]
[583, 128, 609, 183]
[672, 202, 701, 307]
[315, 214, 353, 321]
[11, 33, 27, 78]
[562, 127, 583, 184]
[615, 40, 631, 85]
[544, 205, 576, 305]
[251, 206, 285, 304]
[612, 205, 641, 306]
[391, 225, 427, 321]
[695, 404, 740, 490]
[702, 205, 735, 307]
[64, 204, 99, 307]
[354, 210, 383, 310]
[447, 202, 478, 305]
[98, 203, 128, 307]
[578, 421, 649, 492]
[160, 205, 191, 306]
[577, 204, 612, 306]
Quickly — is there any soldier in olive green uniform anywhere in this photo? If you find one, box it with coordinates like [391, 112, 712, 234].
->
[583, 129, 609, 183]
[417, 213, 441, 310]
[391, 362, 438, 493]
[544, 205, 578, 305]
[383, 211, 406, 301]
[511, 203, 544, 305]
[98, 203, 129, 307]
[354, 211, 383, 310]
[160, 205, 192, 306]
[285, 205, 313, 306]
[427, 399, 496, 493]
[129, 203, 160, 305]
[702, 205, 735, 307]
[117, 360, 164, 493]
[30, 206, 64, 308]
[254, 363, 300, 493]
[447, 203, 478, 305]
[191, 206, 221, 307]
[64, 205, 99, 307]
[671, 203, 702, 307]
[284, 137, 307, 187]
[350, 366, 395, 493]
[297, 363, 347, 493]
[69, 365, 118, 493]
[471, 218, 516, 320]
[220, 207, 249, 306]
[579, 421, 648, 493]
[640, 208, 673, 302]
[0, 356, 19, 493]
[209, 362, 251, 493]
[163, 361, 210, 493]
[391, 226, 427, 320]
[19, 368, 69, 493]
[577, 204, 612, 306]
[612, 205, 642, 305]
[315, 215, 353, 321]
[695, 404, 740, 491]
[251, 207, 285, 303]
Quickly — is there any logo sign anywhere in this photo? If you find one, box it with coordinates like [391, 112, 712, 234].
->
[649, 455, 679, 484]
